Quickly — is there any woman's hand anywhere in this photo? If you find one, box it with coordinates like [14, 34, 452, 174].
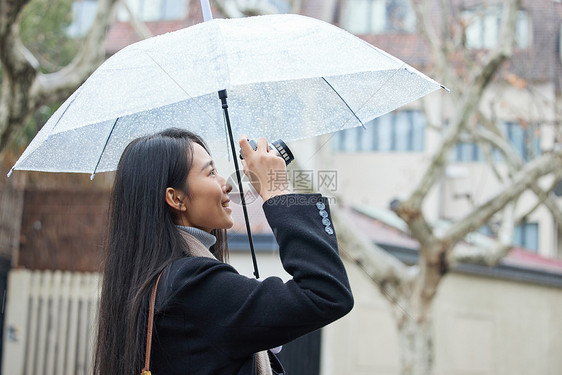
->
[239, 136, 291, 202]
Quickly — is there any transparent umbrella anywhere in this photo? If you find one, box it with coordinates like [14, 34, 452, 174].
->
[9, 9, 446, 277]
[9, 13, 444, 176]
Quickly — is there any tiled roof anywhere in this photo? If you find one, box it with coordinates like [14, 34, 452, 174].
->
[503, 248, 562, 274]
[348, 205, 562, 276]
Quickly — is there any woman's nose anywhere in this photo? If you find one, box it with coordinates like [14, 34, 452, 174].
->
[221, 176, 232, 194]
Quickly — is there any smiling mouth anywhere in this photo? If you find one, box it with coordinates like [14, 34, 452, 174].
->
[221, 200, 230, 207]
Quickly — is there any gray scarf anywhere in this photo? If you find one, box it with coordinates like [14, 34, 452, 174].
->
[176, 228, 272, 375]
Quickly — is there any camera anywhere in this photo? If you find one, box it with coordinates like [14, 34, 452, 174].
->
[240, 139, 294, 166]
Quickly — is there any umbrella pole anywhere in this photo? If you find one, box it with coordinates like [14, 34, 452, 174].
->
[218, 89, 260, 279]
[200, 0, 213, 22]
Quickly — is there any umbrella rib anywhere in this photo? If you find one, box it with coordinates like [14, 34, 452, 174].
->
[324, 64, 407, 136]
[307, 65, 408, 163]
[321, 77, 365, 129]
[143, 51, 221, 127]
[90, 117, 119, 180]
[48, 86, 84, 135]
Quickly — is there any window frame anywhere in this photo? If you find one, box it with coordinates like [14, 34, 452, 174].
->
[342, 0, 416, 35]
[451, 121, 541, 163]
[333, 109, 426, 152]
[462, 5, 531, 50]
[514, 221, 539, 253]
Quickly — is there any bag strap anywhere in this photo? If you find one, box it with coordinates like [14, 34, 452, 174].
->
[141, 271, 164, 375]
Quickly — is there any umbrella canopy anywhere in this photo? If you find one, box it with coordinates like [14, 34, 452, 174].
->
[10, 13, 443, 176]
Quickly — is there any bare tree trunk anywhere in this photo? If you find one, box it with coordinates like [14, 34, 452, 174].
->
[395, 255, 442, 375]
[397, 314, 434, 375]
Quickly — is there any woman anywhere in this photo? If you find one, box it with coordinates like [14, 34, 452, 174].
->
[94, 128, 353, 375]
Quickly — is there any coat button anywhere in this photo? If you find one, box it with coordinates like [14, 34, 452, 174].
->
[316, 202, 326, 210]
[322, 218, 331, 226]
[319, 210, 328, 218]
[325, 226, 334, 235]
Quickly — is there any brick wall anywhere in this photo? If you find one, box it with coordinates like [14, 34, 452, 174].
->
[17, 189, 110, 272]
[0, 185, 24, 260]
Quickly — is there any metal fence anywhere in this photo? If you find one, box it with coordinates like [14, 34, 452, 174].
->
[2, 270, 100, 375]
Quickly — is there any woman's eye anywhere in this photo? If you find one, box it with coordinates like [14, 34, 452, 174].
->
[210, 168, 217, 176]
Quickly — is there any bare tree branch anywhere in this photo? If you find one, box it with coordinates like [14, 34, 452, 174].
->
[215, 0, 277, 17]
[473, 118, 562, 231]
[441, 149, 562, 245]
[0, 0, 120, 153]
[214, 0, 243, 18]
[408, 0, 449, 82]
[391, 199, 437, 253]
[451, 166, 560, 267]
[34, 0, 120, 102]
[402, 0, 522, 210]
[289, 0, 302, 14]
[119, 0, 153, 40]
[526, 172, 562, 229]
[450, 203, 515, 266]
[470, 0, 521, 93]
[287, 155, 410, 286]
[332, 206, 411, 287]
[478, 139, 505, 183]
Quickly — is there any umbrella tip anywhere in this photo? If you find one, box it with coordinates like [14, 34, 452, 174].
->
[90, 172, 96, 181]
[6, 168, 13, 178]
[440, 84, 451, 93]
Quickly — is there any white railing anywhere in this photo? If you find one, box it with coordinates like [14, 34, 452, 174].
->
[2, 270, 100, 375]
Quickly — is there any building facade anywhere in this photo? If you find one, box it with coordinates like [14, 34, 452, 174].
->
[326, 0, 562, 259]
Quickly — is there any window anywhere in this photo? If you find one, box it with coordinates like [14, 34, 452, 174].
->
[452, 142, 485, 162]
[342, 0, 416, 35]
[67, 0, 98, 38]
[332, 110, 425, 152]
[514, 222, 539, 252]
[554, 180, 562, 197]
[463, 6, 529, 49]
[267, 0, 291, 13]
[451, 122, 540, 162]
[117, 0, 187, 22]
[479, 223, 538, 252]
[501, 121, 541, 161]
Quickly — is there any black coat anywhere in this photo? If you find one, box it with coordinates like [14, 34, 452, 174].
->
[151, 194, 354, 374]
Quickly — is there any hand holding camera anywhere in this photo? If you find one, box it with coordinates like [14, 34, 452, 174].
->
[239, 136, 293, 202]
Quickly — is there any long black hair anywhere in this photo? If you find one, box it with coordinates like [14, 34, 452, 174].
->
[94, 128, 228, 375]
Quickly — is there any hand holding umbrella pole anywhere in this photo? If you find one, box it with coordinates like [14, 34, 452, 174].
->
[219, 89, 294, 279]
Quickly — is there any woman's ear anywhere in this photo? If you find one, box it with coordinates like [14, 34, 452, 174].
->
[165, 187, 187, 212]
